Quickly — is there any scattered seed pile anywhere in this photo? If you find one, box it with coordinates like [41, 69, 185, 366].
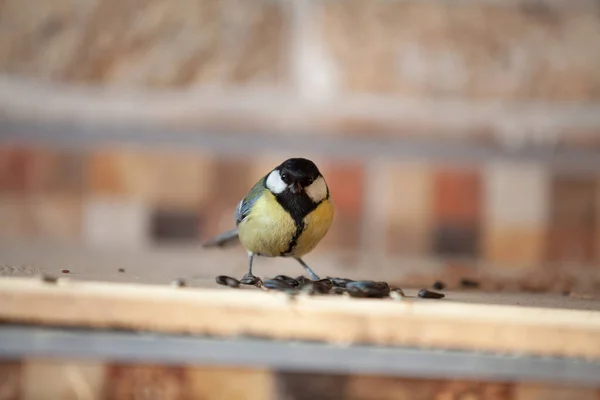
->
[214, 274, 445, 300]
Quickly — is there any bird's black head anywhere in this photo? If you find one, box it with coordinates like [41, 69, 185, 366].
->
[277, 158, 321, 190]
[265, 158, 329, 222]
[265, 157, 328, 201]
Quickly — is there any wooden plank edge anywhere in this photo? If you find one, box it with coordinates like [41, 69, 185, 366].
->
[1, 276, 600, 360]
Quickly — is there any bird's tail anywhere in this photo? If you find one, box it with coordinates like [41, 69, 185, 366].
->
[201, 228, 240, 248]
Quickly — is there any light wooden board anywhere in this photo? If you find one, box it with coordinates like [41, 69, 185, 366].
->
[1, 276, 600, 360]
[3, 244, 600, 305]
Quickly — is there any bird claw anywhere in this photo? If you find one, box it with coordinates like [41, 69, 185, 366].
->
[240, 274, 262, 287]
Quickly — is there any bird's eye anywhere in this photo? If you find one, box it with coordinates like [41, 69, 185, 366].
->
[280, 172, 287, 181]
[307, 177, 314, 184]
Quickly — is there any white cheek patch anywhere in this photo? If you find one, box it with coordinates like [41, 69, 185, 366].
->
[306, 176, 328, 203]
[266, 170, 287, 194]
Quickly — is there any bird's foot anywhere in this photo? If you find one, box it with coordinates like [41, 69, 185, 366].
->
[307, 271, 320, 281]
[240, 273, 262, 287]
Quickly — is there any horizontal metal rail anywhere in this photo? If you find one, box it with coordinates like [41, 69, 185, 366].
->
[0, 325, 599, 386]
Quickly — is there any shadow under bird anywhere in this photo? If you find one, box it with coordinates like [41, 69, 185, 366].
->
[202, 157, 335, 281]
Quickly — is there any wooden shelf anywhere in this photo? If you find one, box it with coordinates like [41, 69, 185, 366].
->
[1, 276, 600, 360]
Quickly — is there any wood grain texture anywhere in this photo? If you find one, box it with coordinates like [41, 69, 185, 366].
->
[514, 383, 600, 400]
[0, 361, 21, 400]
[22, 359, 106, 400]
[187, 366, 274, 400]
[106, 364, 187, 400]
[345, 376, 515, 400]
[276, 372, 349, 400]
[1, 277, 600, 360]
[6, 359, 600, 400]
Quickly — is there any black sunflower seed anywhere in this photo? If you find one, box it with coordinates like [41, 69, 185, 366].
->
[274, 275, 299, 287]
[295, 276, 312, 286]
[315, 278, 333, 291]
[240, 275, 263, 287]
[215, 275, 241, 288]
[418, 289, 445, 299]
[264, 279, 297, 291]
[326, 277, 354, 288]
[346, 281, 390, 298]
[330, 287, 346, 295]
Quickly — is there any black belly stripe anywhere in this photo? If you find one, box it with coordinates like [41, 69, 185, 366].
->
[282, 221, 305, 256]
[275, 191, 329, 256]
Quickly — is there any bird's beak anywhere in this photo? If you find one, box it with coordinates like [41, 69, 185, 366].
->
[290, 182, 303, 193]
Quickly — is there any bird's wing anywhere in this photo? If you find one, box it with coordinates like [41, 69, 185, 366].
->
[202, 176, 267, 249]
[234, 175, 266, 225]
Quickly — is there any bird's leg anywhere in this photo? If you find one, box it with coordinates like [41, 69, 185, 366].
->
[295, 258, 320, 281]
[242, 252, 255, 280]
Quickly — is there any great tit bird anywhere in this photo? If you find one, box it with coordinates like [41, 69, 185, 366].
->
[202, 157, 334, 281]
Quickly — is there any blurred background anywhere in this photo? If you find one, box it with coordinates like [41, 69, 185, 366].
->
[1, 0, 600, 292]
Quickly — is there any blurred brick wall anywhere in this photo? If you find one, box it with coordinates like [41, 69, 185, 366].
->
[0, 0, 600, 274]
[5, 358, 600, 400]
[1, 144, 599, 271]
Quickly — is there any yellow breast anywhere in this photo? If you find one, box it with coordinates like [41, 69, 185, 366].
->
[237, 192, 335, 258]
[291, 197, 335, 257]
[237, 191, 297, 257]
